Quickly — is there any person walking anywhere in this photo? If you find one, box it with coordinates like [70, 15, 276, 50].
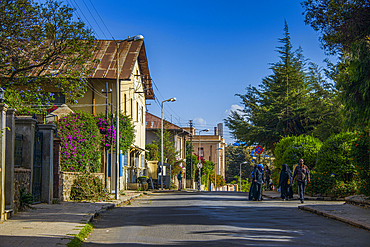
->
[293, 159, 310, 203]
[253, 164, 264, 201]
[265, 166, 272, 190]
[249, 165, 257, 200]
[177, 171, 182, 191]
[278, 164, 292, 200]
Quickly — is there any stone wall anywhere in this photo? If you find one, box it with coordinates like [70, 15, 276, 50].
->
[14, 168, 31, 211]
[60, 172, 104, 201]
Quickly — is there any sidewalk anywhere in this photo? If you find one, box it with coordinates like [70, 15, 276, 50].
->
[0, 191, 145, 247]
[263, 190, 370, 231]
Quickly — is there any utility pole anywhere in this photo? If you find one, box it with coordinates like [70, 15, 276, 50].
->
[101, 82, 112, 189]
[189, 120, 193, 189]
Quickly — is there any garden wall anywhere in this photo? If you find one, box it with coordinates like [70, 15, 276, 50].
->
[13, 168, 31, 211]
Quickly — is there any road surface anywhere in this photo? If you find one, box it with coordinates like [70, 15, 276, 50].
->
[84, 191, 370, 246]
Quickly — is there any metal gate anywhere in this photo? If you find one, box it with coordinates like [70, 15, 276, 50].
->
[32, 125, 43, 203]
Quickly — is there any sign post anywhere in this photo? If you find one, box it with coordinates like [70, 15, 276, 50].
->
[255, 145, 263, 155]
[255, 145, 263, 165]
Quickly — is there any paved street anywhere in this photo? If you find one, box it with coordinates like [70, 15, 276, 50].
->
[84, 192, 370, 246]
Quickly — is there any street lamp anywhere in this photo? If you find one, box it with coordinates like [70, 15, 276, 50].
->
[161, 97, 176, 190]
[115, 35, 144, 199]
[240, 161, 248, 192]
[198, 129, 209, 191]
[214, 147, 222, 191]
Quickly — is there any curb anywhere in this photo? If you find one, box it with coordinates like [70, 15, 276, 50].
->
[298, 205, 370, 231]
[83, 193, 145, 224]
[68, 193, 145, 245]
[263, 192, 345, 201]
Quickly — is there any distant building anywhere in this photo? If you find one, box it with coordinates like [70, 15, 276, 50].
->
[184, 125, 226, 178]
[146, 112, 189, 162]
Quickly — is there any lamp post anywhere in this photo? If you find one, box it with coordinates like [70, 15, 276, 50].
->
[240, 161, 248, 192]
[161, 98, 176, 190]
[115, 35, 143, 200]
[198, 129, 209, 191]
[214, 147, 222, 191]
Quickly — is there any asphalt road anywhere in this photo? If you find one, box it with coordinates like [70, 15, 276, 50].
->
[84, 192, 370, 246]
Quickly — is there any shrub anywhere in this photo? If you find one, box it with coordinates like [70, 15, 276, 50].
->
[70, 174, 110, 201]
[350, 131, 370, 196]
[210, 174, 227, 188]
[273, 135, 322, 188]
[59, 111, 102, 173]
[230, 176, 252, 192]
[316, 132, 356, 181]
[274, 135, 322, 171]
[281, 135, 322, 170]
[305, 171, 336, 196]
[19, 188, 35, 211]
[274, 136, 296, 170]
[145, 143, 159, 161]
[328, 180, 358, 197]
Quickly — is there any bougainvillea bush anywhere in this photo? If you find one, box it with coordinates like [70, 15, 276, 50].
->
[59, 111, 102, 173]
[96, 113, 135, 152]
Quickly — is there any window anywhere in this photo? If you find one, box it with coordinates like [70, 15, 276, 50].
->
[136, 102, 139, 122]
[124, 94, 127, 115]
[198, 147, 204, 157]
[130, 98, 133, 118]
[141, 106, 144, 123]
[51, 92, 65, 105]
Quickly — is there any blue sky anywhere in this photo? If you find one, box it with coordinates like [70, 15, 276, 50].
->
[37, 0, 332, 144]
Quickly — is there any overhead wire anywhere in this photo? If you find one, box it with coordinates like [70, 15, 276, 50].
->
[82, 0, 108, 39]
[68, 0, 101, 39]
[151, 79, 188, 124]
[88, 0, 115, 40]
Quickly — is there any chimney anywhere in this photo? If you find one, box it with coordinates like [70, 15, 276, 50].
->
[214, 127, 217, 135]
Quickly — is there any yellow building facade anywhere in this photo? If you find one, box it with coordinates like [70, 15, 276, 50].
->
[68, 40, 154, 191]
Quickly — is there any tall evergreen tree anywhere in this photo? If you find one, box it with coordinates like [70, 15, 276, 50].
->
[225, 21, 342, 151]
[302, 0, 370, 129]
[225, 146, 253, 183]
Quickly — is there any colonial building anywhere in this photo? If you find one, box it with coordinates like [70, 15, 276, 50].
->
[185, 126, 226, 179]
[145, 112, 189, 161]
[66, 39, 154, 191]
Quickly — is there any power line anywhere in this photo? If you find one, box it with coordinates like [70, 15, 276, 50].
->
[151, 79, 188, 123]
[82, 0, 108, 39]
[68, 0, 100, 39]
[88, 0, 115, 40]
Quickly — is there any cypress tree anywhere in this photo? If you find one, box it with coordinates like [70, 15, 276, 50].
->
[225, 21, 342, 151]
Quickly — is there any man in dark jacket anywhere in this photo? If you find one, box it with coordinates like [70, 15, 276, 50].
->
[293, 159, 310, 203]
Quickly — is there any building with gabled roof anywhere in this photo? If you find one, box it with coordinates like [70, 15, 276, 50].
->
[67, 39, 154, 191]
[146, 112, 190, 162]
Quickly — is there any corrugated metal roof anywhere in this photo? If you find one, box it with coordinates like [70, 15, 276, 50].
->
[91, 40, 154, 100]
[146, 112, 181, 130]
[146, 113, 190, 136]
[25, 39, 154, 100]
